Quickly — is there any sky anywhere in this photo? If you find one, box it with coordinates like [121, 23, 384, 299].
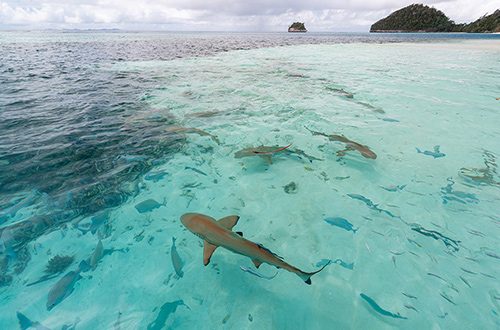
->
[0, 0, 498, 32]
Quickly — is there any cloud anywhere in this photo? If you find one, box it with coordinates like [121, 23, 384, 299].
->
[0, 0, 498, 31]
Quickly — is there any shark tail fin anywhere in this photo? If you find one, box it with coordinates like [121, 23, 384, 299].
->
[415, 147, 422, 153]
[297, 261, 331, 285]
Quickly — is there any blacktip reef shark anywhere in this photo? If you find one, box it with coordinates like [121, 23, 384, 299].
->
[416, 145, 445, 158]
[234, 142, 294, 164]
[180, 213, 330, 284]
[234, 142, 322, 164]
[165, 126, 219, 144]
[305, 126, 377, 159]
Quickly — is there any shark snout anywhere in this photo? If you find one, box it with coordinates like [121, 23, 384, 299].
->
[180, 213, 196, 227]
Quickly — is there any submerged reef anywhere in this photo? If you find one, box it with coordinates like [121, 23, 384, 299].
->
[45, 255, 75, 275]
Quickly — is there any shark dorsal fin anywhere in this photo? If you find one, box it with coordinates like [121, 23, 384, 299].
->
[252, 259, 263, 268]
[217, 216, 240, 231]
[203, 241, 219, 266]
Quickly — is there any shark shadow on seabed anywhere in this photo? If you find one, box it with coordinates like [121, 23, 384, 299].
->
[441, 177, 479, 204]
[459, 150, 500, 187]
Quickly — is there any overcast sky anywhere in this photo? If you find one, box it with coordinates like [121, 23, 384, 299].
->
[1, 0, 498, 32]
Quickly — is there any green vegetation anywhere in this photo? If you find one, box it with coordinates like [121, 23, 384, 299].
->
[458, 10, 500, 33]
[370, 4, 500, 33]
[288, 22, 307, 32]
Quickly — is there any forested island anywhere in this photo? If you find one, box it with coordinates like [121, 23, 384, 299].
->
[371, 4, 500, 33]
[288, 22, 307, 32]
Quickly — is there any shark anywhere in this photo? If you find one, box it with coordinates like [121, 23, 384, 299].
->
[234, 142, 321, 164]
[165, 126, 219, 144]
[180, 213, 329, 284]
[305, 127, 377, 159]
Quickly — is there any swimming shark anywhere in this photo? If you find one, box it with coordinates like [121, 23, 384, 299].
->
[234, 142, 321, 164]
[165, 126, 219, 144]
[234, 142, 294, 164]
[305, 127, 377, 159]
[180, 213, 329, 284]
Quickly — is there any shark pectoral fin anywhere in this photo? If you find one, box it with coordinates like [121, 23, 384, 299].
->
[260, 155, 273, 164]
[217, 215, 240, 231]
[252, 259, 263, 269]
[203, 241, 219, 266]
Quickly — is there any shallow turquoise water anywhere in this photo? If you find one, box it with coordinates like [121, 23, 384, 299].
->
[1, 34, 500, 329]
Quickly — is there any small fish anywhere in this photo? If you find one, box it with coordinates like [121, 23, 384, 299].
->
[144, 170, 168, 182]
[404, 304, 418, 312]
[324, 217, 358, 233]
[239, 265, 278, 279]
[484, 251, 500, 259]
[347, 194, 379, 209]
[372, 230, 388, 243]
[481, 272, 496, 279]
[390, 250, 405, 255]
[379, 184, 406, 192]
[459, 275, 471, 288]
[0, 193, 36, 225]
[185, 166, 207, 176]
[90, 237, 104, 271]
[460, 267, 477, 275]
[416, 145, 445, 158]
[467, 229, 485, 237]
[16, 311, 51, 330]
[360, 293, 407, 319]
[134, 199, 163, 213]
[425, 251, 438, 263]
[427, 272, 446, 282]
[114, 312, 122, 330]
[465, 256, 478, 262]
[381, 118, 400, 122]
[365, 243, 371, 253]
[46, 260, 91, 311]
[402, 291, 417, 299]
[171, 237, 184, 278]
[76, 211, 110, 236]
[407, 237, 422, 248]
[392, 256, 397, 268]
[440, 292, 456, 305]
